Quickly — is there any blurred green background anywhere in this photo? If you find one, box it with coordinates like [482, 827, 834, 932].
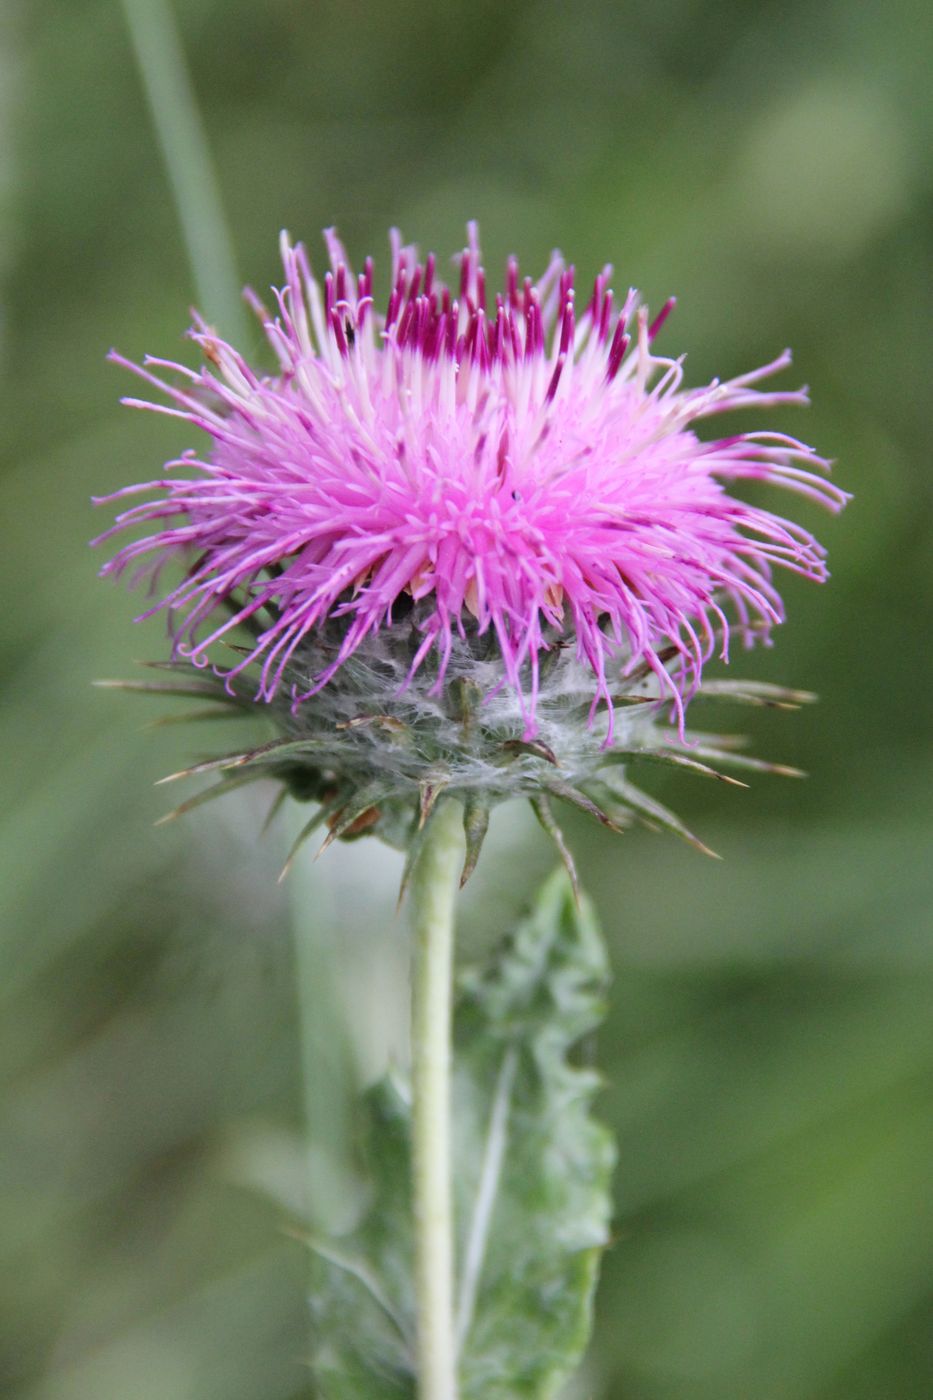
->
[2, 0, 931, 1396]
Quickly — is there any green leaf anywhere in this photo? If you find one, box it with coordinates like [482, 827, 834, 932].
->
[308, 1075, 417, 1400]
[453, 870, 615, 1398]
[307, 870, 614, 1399]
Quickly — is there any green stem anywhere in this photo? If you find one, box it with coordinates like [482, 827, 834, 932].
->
[119, 0, 247, 342]
[409, 800, 463, 1400]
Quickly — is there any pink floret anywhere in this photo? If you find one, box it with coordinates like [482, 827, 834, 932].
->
[96, 224, 848, 734]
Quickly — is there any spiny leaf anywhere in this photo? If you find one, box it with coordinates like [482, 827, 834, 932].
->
[157, 752, 254, 785]
[530, 795, 579, 902]
[130, 661, 253, 706]
[158, 734, 331, 786]
[596, 747, 748, 787]
[501, 737, 560, 767]
[682, 728, 751, 751]
[139, 657, 246, 682]
[597, 777, 721, 858]
[460, 796, 490, 888]
[397, 805, 438, 909]
[453, 678, 485, 737]
[229, 734, 332, 770]
[453, 870, 615, 1398]
[317, 782, 391, 856]
[278, 801, 338, 880]
[692, 679, 818, 709]
[94, 676, 234, 702]
[336, 714, 413, 747]
[418, 778, 448, 830]
[684, 745, 807, 779]
[154, 769, 267, 826]
[545, 778, 626, 833]
[608, 693, 656, 707]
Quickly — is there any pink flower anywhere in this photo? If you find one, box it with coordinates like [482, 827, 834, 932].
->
[97, 224, 847, 738]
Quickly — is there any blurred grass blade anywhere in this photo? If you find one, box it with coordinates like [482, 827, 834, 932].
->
[119, 0, 247, 341]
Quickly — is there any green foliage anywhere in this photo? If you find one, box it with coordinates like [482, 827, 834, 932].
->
[307, 872, 614, 1399]
[454, 871, 615, 1398]
[308, 1077, 416, 1399]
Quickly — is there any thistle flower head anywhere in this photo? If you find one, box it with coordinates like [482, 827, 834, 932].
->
[97, 226, 847, 877]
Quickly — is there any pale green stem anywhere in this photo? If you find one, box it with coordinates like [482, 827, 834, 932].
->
[409, 800, 463, 1400]
[119, 0, 248, 342]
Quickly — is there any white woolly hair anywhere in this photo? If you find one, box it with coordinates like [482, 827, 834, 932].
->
[265, 617, 662, 798]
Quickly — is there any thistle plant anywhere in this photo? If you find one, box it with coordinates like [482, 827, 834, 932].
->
[96, 226, 846, 1399]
